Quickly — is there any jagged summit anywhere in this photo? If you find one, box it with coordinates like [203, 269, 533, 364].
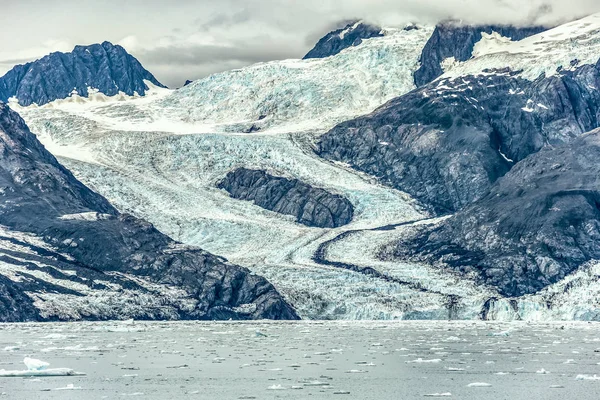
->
[0, 41, 165, 106]
[303, 20, 384, 59]
[414, 23, 547, 86]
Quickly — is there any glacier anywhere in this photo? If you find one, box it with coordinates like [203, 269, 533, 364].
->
[10, 16, 600, 321]
[22, 26, 433, 135]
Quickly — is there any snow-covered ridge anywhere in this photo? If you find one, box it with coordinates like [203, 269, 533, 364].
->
[443, 13, 600, 81]
[10, 27, 433, 135]
[156, 26, 433, 134]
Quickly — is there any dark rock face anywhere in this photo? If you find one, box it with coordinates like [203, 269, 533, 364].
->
[218, 168, 354, 228]
[303, 21, 383, 59]
[0, 275, 39, 322]
[0, 103, 298, 322]
[414, 24, 547, 87]
[318, 60, 600, 214]
[184, 80, 194, 86]
[395, 131, 600, 297]
[0, 42, 166, 106]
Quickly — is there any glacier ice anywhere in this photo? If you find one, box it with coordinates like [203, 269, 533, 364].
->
[9, 17, 600, 321]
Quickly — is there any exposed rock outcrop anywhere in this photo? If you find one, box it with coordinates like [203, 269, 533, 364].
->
[0, 42, 165, 106]
[392, 131, 600, 297]
[318, 60, 600, 214]
[304, 21, 383, 59]
[218, 168, 354, 228]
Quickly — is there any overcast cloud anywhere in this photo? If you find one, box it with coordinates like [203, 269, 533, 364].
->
[1, 0, 600, 87]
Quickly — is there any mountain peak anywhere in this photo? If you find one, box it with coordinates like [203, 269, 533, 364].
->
[413, 23, 548, 86]
[303, 20, 384, 59]
[0, 41, 166, 106]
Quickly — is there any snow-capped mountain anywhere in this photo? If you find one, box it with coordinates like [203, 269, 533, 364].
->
[413, 23, 547, 86]
[8, 15, 600, 321]
[0, 102, 297, 322]
[150, 25, 433, 134]
[0, 41, 165, 106]
[303, 20, 384, 59]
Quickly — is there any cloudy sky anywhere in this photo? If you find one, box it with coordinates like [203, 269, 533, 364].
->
[1, 0, 600, 87]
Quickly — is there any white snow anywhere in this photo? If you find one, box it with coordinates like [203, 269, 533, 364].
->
[472, 31, 515, 58]
[443, 13, 600, 81]
[339, 21, 362, 40]
[13, 26, 433, 136]
[59, 212, 112, 221]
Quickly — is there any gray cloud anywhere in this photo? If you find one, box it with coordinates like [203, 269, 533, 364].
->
[139, 43, 300, 67]
[1, 0, 600, 87]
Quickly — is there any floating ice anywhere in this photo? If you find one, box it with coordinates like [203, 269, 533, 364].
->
[536, 368, 550, 374]
[467, 382, 492, 387]
[0, 368, 84, 377]
[23, 357, 49, 371]
[48, 384, 82, 391]
[576, 374, 600, 381]
[489, 330, 511, 337]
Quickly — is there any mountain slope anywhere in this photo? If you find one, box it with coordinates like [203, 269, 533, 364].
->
[303, 21, 384, 59]
[0, 102, 297, 322]
[12, 16, 600, 320]
[414, 24, 547, 86]
[0, 42, 165, 106]
[318, 15, 600, 214]
[393, 130, 600, 297]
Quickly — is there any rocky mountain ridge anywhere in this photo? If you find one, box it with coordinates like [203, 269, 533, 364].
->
[0, 41, 165, 106]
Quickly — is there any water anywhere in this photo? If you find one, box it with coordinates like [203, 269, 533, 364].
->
[0, 321, 599, 399]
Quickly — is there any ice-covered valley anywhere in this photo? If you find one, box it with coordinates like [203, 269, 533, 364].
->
[10, 17, 600, 321]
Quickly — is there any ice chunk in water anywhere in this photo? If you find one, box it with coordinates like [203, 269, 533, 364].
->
[467, 382, 492, 387]
[24, 357, 49, 371]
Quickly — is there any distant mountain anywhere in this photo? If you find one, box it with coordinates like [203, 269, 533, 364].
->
[0, 102, 298, 322]
[0, 41, 165, 106]
[303, 21, 384, 59]
[414, 24, 547, 86]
